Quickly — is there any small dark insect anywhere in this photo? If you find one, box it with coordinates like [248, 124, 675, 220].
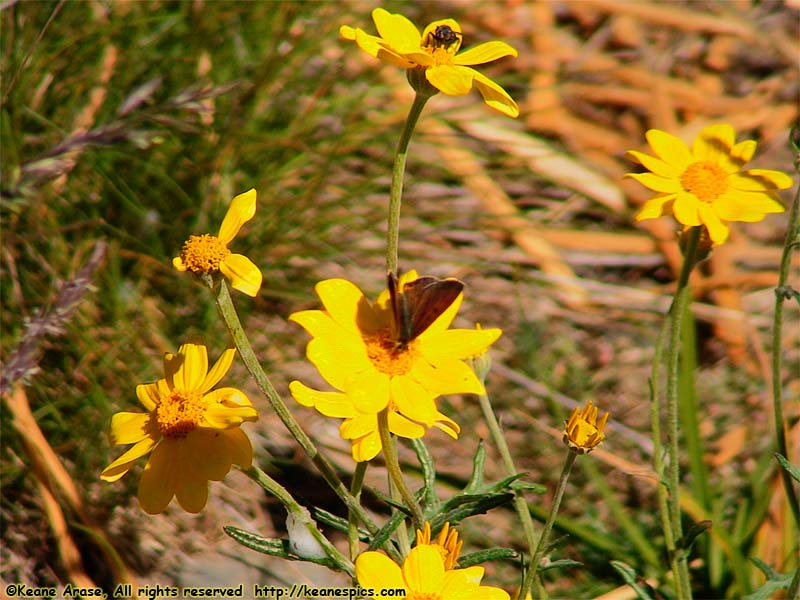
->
[387, 271, 464, 348]
[427, 24, 462, 49]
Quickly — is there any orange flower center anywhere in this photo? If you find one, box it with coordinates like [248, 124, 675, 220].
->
[364, 330, 416, 376]
[156, 389, 205, 438]
[680, 161, 729, 202]
[429, 47, 455, 67]
[179, 234, 230, 273]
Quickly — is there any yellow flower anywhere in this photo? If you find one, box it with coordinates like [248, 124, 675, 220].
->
[625, 124, 791, 245]
[356, 533, 509, 600]
[290, 380, 459, 462]
[173, 189, 263, 296]
[289, 270, 501, 425]
[416, 522, 463, 570]
[100, 343, 258, 514]
[563, 400, 608, 454]
[340, 8, 519, 117]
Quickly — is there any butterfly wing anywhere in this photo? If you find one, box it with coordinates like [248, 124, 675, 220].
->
[402, 276, 463, 342]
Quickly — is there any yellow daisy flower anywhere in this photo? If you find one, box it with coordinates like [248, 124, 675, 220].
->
[100, 343, 258, 514]
[563, 400, 608, 454]
[290, 380, 459, 462]
[356, 541, 509, 600]
[625, 124, 791, 245]
[340, 8, 519, 117]
[289, 270, 501, 425]
[173, 188, 263, 296]
[416, 521, 463, 570]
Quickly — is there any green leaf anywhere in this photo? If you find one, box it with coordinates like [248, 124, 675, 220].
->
[464, 440, 487, 493]
[410, 437, 439, 510]
[539, 558, 582, 572]
[610, 560, 656, 600]
[222, 526, 346, 571]
[775, 453, 800, 483]
[457, 548, 521, 567]
[742, 557, 794, 600]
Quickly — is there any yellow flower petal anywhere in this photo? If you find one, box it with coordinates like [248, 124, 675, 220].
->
[673, 193, 702, 226]
[372, 7, 421, 52]
[454, 41, 517, 66]
[203, 388, 258, 428]
[731, 139, 757, 163]
[432, 413, 461, 439]
[339, 25, 356, 40]
[411, 355, 486, 396]
[403, 545, 445, 593]
[289, 381, 358, 418]
[356, 551, 406, 592]
[350, 429, 382, 462]
[138, 442, 178, 514]
[108, 412, 153, 445]
[692, 124, 735, 162]
[185, 429, 233, 481]
[392, 377, 438, 426]
[136, 382, 160, 411]
[744, 169, 793, 190]
[713, 191, 784, 221]
[218, 188, 256, 245]
[201, 348, 236, 394]
[624, 172, 682, 194]
[100, 435, 159, 482]
[351, 29, 416, 67]
[469, 69, 520, 118]
[175, 475, 209, 514]
[635, 194, 675, 221]
[388, 410, 426, 439]
[341, 414, 378, 440]
[172, 256, 188, 272]
[426, 64, 474, 96]
[315, 278, 373, 334]
[306, 338, 373, 391]
[175, 343, 208, 392]
[220, 253, 262, 297]
[645, 129, 692, 169]
[625, 150, 681, 178]
[344, 368, 390, 413]
[222, 427, 254, 469]
[420, 327, 501, 360]
[697, 203, 729, 244]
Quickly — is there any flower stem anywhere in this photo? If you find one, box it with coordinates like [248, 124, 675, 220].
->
[207, 276, 398, 558]
[349, 461, 367, 561]
[386, 93, 429, 274]
[649, 318, 678, 575]
[529, 449, 578, 586]
[377, 408, 424, 534]
[476, 392, 539, 600]
[665, 227, 701, 599]
[772, 165, 800, 527]
[241, 465, 353, 575]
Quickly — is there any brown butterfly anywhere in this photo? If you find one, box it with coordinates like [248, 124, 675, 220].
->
[387, 271, 464, 348]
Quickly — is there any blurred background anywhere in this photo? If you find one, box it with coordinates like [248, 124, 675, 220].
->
[2, 1, 798, 598]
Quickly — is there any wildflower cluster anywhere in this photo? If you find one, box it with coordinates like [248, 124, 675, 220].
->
[98, 5, 794, 600]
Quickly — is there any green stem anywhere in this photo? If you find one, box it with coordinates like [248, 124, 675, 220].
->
[665, 227, 701, 600]
[476, 392, 539, 600]
[772, 174, 800, 527]
[349, 461, 367, 561]
[649, 318, 677, 572]
[529, 450, 578, 586]
[242, 465, 353, 575]
[207, 276, 395, 556]
[386, 92, 429, 274]
[378, 408, 423, 534]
